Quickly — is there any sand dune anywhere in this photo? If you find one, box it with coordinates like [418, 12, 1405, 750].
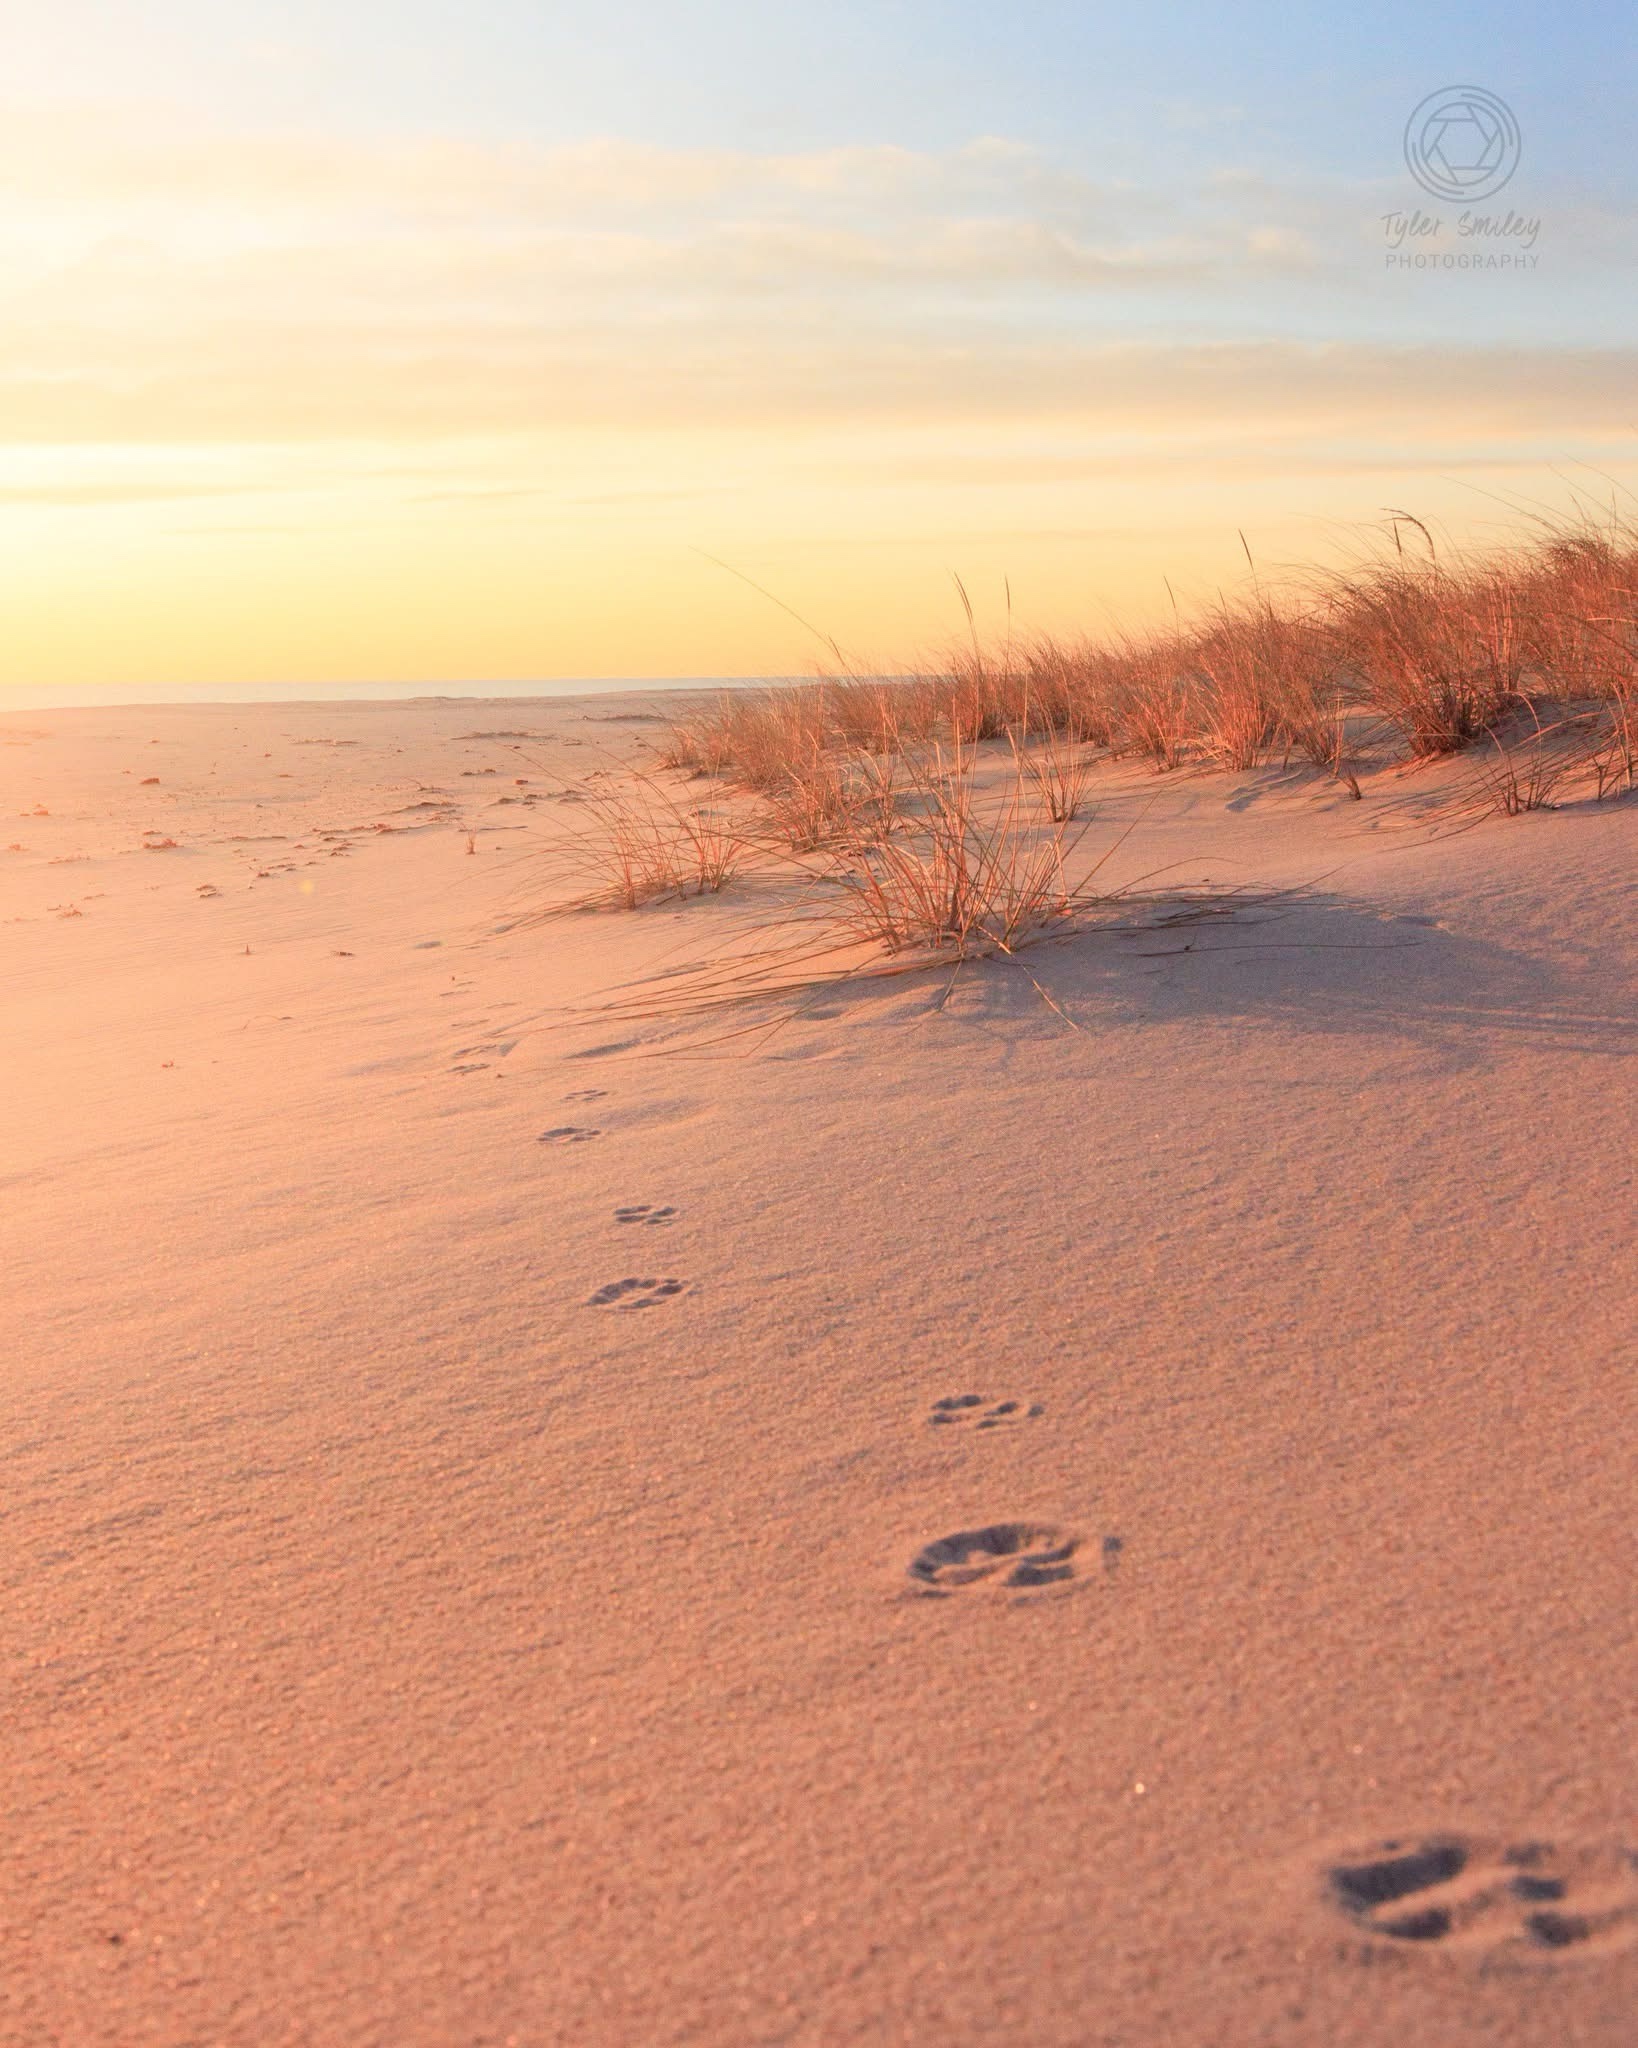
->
[4, 695, 1635, 2046]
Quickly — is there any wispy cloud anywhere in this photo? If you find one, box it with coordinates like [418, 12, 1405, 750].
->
[5, 108, 1629, 454]
[1, 319, 1633, 445]
[3, 103, 1634, 690]
[0, 108, 1376, 449]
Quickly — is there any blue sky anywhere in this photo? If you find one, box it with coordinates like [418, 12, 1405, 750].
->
[16, 0, 1632, 342]
[23, 0, 1632, 172]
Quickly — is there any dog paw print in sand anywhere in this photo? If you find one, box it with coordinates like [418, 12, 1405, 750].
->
[928, 1395, 1043, 1430]
[906, 1523, 1079, 1599]
[614, 1204, 678, 1227]
[1325, 1833, 1638, 1961]
[539, 1125, 601, 1145]
[587, 1276, 688, 1310]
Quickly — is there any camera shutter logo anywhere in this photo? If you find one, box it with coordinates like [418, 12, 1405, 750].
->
[1404, 87, 1521, 202]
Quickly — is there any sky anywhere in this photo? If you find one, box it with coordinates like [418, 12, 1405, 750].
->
[3, 1, 1635, 699]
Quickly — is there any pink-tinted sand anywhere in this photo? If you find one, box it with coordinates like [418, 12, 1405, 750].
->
[4, 695, 1636, 2045]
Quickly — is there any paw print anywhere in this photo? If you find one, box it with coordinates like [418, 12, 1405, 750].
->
[1326, 1834, 1638, 1960]
[927, 1395, 1043, 1429]
[587, 1276, 688, 1310]
[906, 1523, 1079, 1598]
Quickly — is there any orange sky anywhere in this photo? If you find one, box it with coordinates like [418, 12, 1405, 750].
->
[4, 98, 1634, 698]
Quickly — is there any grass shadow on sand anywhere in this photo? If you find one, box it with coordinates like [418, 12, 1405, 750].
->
[587, 894, 1636, 1077]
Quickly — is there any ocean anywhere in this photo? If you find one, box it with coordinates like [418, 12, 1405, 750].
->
[2, 676, 797, 714]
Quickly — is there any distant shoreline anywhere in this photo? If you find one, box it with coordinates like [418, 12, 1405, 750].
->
[0, 675, 813, 716]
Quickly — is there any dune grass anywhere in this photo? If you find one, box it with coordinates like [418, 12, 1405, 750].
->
[810, 730, 1090, 958]
[532, 509, 1634, 1003]
[650, 510, 1637, 807]
[556, 735, 1253, 1025]
[543, 767, 752, 912]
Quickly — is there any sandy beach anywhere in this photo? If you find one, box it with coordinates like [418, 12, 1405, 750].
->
[3, 690, 1634, 2045]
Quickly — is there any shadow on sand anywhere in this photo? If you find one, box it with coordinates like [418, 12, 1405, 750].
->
[664, 894, 1636, 1075]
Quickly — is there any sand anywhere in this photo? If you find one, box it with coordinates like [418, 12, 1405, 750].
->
[3, 693, 1635, 2047]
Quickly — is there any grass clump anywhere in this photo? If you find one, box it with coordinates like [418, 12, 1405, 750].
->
[547, 768, 750, 911]
[630, 508, 1638, 836]
[817, 733, 1088, 959]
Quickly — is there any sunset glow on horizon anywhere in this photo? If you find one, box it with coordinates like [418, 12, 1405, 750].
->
[5, 3, 1635, 701]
